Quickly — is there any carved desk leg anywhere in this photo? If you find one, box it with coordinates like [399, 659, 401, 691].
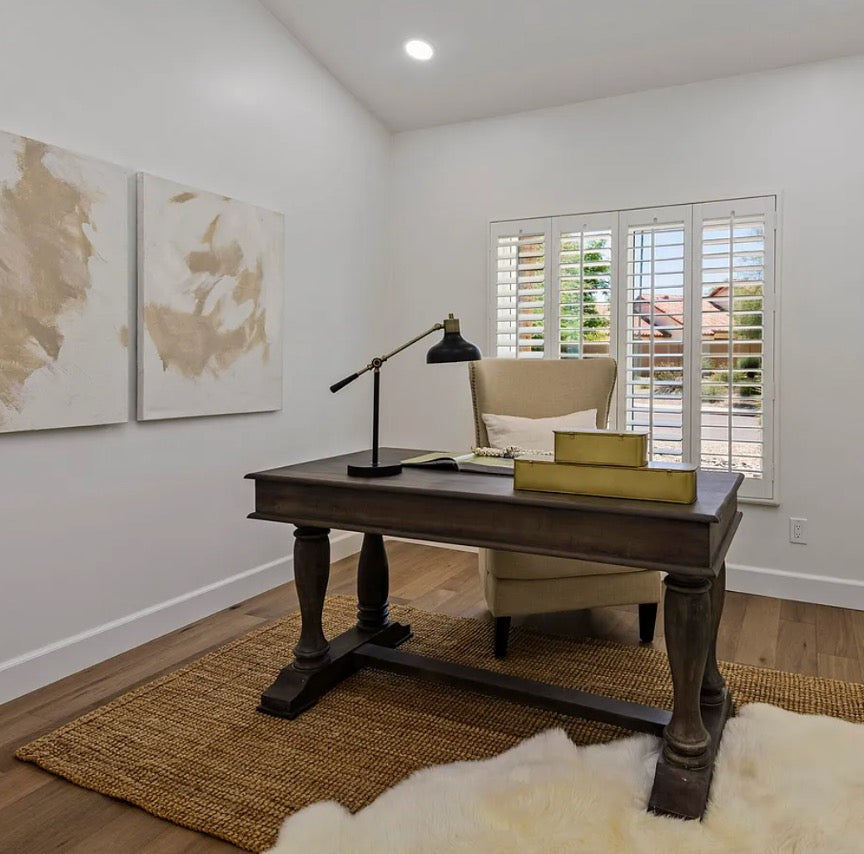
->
[357, 533, 412, 645]
[357, 533, 390, 631]
[648, 574, 713, 819]
[259, 526, 335, 718]
[293, 527, 332, 671]
[696, 562, 734, 803]
[701, 562, 728, 709]
[259, 528, 412, 720]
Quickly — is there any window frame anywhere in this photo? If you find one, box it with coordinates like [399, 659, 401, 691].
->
[488, 195, 779, 503]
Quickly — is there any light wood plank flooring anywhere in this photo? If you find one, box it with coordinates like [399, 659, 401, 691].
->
[1, 542, 862, 852]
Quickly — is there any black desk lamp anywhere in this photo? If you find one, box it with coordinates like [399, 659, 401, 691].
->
[330, 314, 482, 477]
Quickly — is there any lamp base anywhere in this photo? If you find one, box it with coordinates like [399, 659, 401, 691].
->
[347, 462, 403, 478]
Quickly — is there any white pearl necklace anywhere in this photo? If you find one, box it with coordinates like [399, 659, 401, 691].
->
[472, 446, 554, 459]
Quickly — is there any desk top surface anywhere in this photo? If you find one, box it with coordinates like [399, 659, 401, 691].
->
[247, 448, 742, 524]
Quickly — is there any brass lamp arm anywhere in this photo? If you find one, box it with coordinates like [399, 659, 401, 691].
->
[329, 321, 446, 393]
[378, 322, 444, 365]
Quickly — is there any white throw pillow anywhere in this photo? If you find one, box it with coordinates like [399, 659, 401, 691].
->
[481, 409, 597, 453]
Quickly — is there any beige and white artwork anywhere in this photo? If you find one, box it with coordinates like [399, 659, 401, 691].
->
[0, 131, 129, 433]
[137, 174, 283, 420]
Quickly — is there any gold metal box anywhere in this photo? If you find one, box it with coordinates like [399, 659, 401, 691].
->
[554, 429, 649, 468]
[514, 458, 698, 504]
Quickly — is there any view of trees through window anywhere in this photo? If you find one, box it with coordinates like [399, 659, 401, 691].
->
[560, 232, 612, 358]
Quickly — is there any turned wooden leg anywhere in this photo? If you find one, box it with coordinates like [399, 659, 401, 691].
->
[661, 574, 712, 770]
[494, 616, 511, 658]
[292, 526, 332, 672]
[701, 562, 727, 707]
[638, 603, 658, 643]
[648, 570, 734, 818]
[259, 526, 410, 720]
[357, 533, 390, 631]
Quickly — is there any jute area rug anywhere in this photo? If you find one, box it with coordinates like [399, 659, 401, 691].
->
[16, 596, 864, 853]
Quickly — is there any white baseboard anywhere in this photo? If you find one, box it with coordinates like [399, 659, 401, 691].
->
[726, 562, 864, 610]
[0, 531, 364, 706]
[5, 536, 858, 706]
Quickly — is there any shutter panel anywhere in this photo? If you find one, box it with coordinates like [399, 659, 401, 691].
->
[554, 214, 616, 359]
[491, 220, 551, 359]
[693, 198, 775, 499]
[618, 207, 693, 464]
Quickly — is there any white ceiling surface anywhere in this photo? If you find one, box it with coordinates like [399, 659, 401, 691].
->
[262, 0, 864, 131]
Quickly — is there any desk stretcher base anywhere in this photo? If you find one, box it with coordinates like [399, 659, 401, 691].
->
[259, 618, 732, 820]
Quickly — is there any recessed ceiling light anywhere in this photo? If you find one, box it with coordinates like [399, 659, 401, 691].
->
[404, 39, 434, 61]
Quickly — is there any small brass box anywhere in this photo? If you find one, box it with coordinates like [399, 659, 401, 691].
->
[554, 429, 649, 468]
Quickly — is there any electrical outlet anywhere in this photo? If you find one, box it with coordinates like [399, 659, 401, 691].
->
[789, 517, 807, 545]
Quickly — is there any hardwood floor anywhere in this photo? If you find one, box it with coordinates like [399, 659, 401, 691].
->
[1, 541, 862, 852]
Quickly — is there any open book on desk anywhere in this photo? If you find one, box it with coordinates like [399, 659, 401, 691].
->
[401, 452, 514, 476]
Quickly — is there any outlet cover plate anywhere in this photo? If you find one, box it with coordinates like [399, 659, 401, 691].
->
[789, 517, 807, 544]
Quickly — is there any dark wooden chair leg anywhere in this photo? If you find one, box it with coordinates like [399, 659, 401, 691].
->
[494, 616, 512, 658]
[638, 602, 658, 643]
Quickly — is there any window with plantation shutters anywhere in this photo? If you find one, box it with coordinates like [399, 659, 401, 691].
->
[489, 196, 777, 501]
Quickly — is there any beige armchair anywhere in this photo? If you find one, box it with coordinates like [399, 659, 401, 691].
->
[469, 358, 663, 657]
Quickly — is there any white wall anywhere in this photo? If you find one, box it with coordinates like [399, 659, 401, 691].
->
[385, 56, 864, 608]
[0, 0, 389, 702]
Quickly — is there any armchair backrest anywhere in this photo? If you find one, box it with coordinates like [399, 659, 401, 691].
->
[469, 358, 617, 447]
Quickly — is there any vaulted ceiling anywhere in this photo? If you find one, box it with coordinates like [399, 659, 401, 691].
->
[262, 0, 864, 130]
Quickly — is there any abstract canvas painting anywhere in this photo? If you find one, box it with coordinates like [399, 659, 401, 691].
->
[0, 131, 129, 433]
[137, 174, 283, 420]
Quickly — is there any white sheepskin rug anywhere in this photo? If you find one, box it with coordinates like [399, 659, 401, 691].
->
[267, 703, 864, 853]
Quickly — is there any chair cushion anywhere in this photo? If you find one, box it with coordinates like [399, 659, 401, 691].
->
[483, 568, 663, 617]
[481, 409, 596, 453]
[481, 548, 650, 581]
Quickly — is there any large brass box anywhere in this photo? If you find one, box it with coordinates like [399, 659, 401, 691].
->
[514, 458, 697, 504]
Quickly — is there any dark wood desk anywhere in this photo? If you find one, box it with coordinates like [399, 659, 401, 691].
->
[247, 448, 743, 820]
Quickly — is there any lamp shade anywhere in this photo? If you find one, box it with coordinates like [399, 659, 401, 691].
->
[426, 332, 482, 363]
[426, 314, 482, 364]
